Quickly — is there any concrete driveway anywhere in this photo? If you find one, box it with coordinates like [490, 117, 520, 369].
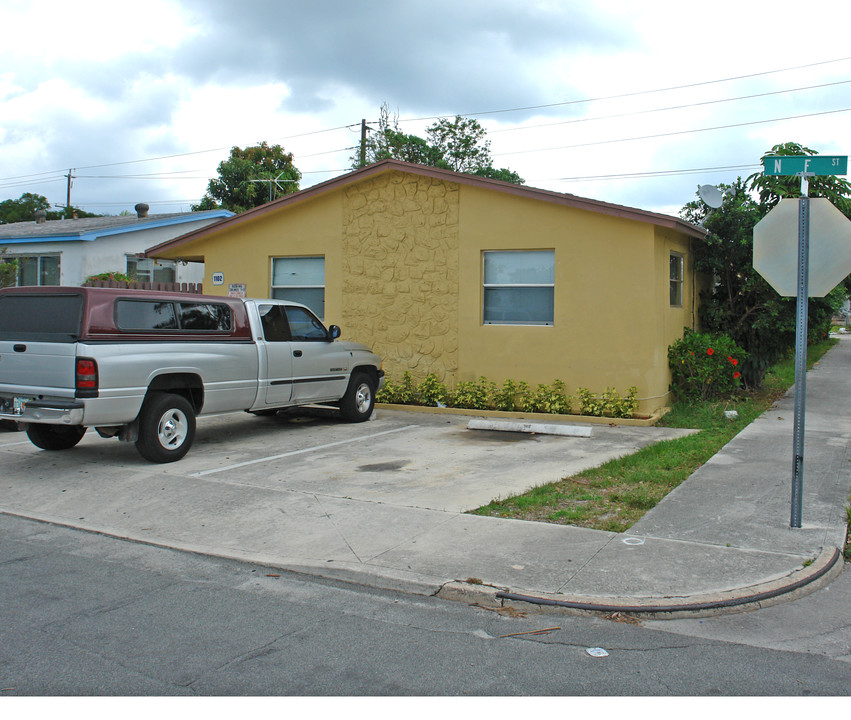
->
[0, 408, 693, 514]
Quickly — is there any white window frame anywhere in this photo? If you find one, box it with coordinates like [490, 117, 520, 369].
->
[482, 249, 555, 326]
[3, 254, 61, 286]
[670, 252, 684, 307]
[271, 256, 326, 319]
[126, 255, 177, 283]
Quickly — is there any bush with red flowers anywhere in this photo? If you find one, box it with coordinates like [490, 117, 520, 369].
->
[668, 329, 748, 402]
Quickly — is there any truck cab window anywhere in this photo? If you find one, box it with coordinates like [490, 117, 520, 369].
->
[177, 303, 231, 331]
[284, 306, 327, 341]
[259, 305, 290, 342]
[116, 300, 178, 330]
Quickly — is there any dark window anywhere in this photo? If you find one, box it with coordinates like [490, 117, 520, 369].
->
[15, 256, 61, 287]
[127, 257, 176, 283]
[259, 305, 290, 342]
[483, 250, 555, 325]
[271, 257, 325, 319]
[0, 293, 83, 341]
[284, 306, 328, 341]
[670, 253, 684, 306]
[116, 301, 178, 330]
[177, 303, 232, 331]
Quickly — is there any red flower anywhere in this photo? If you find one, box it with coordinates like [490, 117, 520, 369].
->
[707, 348, 714, 356]
[733, 371, 741, 379]
[728, 356, 738, 366]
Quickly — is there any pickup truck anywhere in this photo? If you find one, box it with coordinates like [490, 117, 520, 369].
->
[0, 286, 384, 463]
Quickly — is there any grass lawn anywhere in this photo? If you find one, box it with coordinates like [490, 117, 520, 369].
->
[469, 338, 839, 533]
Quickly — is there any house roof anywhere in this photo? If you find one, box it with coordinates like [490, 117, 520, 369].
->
[144, 159, 705, 258]
[0, 209, 234, 246]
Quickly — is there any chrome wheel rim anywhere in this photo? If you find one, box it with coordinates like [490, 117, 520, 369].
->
[355, 383, 372, 415]
[157, 408, 189, 450]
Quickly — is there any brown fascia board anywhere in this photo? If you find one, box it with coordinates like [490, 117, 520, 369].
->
[144, 159, 705, 258]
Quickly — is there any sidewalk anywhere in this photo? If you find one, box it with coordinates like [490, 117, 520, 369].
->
[1, 340, 849, 619]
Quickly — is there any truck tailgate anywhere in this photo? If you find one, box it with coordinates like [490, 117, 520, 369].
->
[0, 341, 77, 394]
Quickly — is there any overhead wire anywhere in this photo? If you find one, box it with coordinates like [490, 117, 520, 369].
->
[487, 78, 851, 135]
[494, 106, 851, 157]
[3, 56, 849, 208]
[4, 55, 848, 184]
[396, 55, 851, 122]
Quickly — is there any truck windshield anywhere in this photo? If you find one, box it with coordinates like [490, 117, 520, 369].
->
[0, 293, 83, 341]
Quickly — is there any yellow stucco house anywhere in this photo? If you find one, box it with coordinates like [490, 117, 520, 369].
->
[146, 160, 707, 415]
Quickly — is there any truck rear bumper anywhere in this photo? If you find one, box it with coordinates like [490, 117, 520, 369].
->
[0, 399, 85, 426]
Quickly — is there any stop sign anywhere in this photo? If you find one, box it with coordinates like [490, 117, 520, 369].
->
[753, 198, 851, 297]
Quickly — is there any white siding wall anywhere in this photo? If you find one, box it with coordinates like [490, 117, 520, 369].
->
[3, 218, 218, 286]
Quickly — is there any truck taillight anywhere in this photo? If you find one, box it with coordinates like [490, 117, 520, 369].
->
[76, 358, 98, 390]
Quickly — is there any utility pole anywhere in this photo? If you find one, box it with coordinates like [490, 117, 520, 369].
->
[65, 169, 75, 216]
[360, 119, 367, 168]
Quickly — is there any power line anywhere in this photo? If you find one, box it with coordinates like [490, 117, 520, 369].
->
[4, 56, 848, 186]
[495, 106, 851, 157]
[550, 163, 761, 183]
[397, 55, 851, 123]
[488, 79, 851, 135]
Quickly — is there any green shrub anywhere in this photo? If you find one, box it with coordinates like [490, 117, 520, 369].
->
[376, 370, 418, 405]
[377, 372, 640, 419]
[525, 380, 572, 414]
[417, 373, 449, 407]
[668, 329, 748, 402]
[493, 379, 521, 411]
[448, 377, 495, 410]
[575, 386, 638, 418]
[84, 271, 133, 284]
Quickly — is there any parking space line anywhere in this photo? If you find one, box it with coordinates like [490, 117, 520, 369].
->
[0, 441, 32, 448]
[191, 425, 420, 477]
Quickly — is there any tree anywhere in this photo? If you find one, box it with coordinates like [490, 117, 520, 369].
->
[193, 142, 302, 214]
[0, 252, 18, 288]
[0, 193, 98, 224]
[473, 166, 525, 184]
[426, 116, 492, 173]
[681, 143, 849, 388]
[353, 104, 524, 184]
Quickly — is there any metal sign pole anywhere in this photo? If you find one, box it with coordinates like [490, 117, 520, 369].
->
[754, 154, 849, 527]
[790, 192, 810, 528]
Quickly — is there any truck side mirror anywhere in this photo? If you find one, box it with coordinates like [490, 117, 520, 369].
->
[327, 325, 341, 341]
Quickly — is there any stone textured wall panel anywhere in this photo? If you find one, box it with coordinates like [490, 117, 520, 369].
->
[342, 172, 460, 385]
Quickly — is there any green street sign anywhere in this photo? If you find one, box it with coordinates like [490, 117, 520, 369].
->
[763, 155, 847, 176]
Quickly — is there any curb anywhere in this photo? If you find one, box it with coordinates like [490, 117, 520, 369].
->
[3, 510, 844, 621]
[375, 403, 669, 427]
[436, 546, 844, 620]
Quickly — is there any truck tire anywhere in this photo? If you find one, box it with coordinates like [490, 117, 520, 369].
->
[135, 392, 196, 463]
[338, 372, 376, 422]
[26, 424, 86, 451]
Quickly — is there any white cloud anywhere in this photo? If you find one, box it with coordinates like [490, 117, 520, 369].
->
[1, 0, 850, 215]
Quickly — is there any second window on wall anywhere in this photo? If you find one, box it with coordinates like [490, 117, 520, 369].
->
[669, 253, 684, 307]
[271, 256, 325, 319]
[483, 250, 555, 325]
[127, 256, 176, 283]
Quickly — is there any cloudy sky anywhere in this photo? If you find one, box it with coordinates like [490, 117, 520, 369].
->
[2, 0, 850, 219]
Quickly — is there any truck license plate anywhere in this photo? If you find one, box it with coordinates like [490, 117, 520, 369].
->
[13, 397, 27, 415]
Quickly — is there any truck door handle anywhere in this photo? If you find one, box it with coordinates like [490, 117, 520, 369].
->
[293, 350, 303, 357]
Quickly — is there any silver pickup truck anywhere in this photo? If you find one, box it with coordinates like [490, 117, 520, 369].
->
[0, 286, 384, 462]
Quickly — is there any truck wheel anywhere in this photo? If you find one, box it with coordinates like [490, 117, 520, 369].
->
[26, 424, 86, 451]
[339, 373, 375, 422]
[135, 392, 196, 463]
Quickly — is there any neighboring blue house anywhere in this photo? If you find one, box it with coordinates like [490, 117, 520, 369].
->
[0, 203, 233, 287]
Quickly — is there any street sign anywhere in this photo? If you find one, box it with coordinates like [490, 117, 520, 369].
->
[753, 198, 851, 297]
[763, 155, 847, 176]
[752, 153, 848, 529]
